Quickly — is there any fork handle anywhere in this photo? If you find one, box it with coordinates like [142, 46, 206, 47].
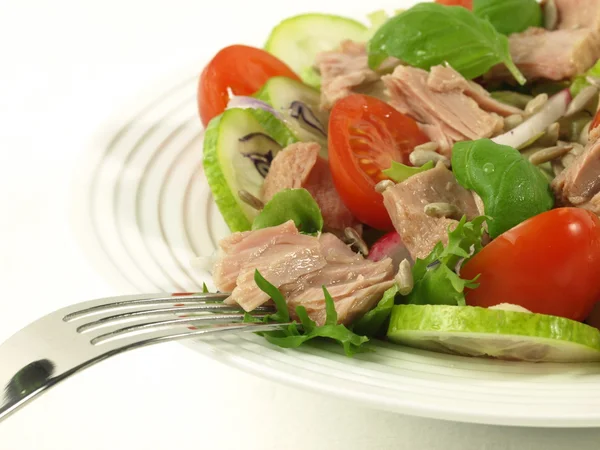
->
[0, 319, 288, 423]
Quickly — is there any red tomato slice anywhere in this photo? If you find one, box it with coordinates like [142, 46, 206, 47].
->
[197, 45, 300, 127]
[462, 208, 600, 321]
[591, 109, 600, 132]
[328, 94, 429, 230]
[435, 0, 473, 8]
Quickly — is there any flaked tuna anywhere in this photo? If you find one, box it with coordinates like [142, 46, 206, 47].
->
[383, 65, 505, 155]
[213, 224, 394, 326]
[383, 163, 480, 260]
[553, 127, 600, 215]
[315, 40, 399, 110]
[262, 141, 360, 234]
[213, 221, 299, 292]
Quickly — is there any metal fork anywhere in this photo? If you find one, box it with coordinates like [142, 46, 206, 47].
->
[0, 292, 286, 423]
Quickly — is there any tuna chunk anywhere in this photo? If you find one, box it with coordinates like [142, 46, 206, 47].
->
[213, 226, 394, 326]
[383, 65, 504, 155]
[496, 27, 600, 81]
[230, 234, 327, 312]
[262, 142, 360, 233]
[315, 40, 400, 110]
[555, 0, 600, 31]
[281, 233, 394, 326]
[213, 221, 299, 292]
[552, 128, 600, 215]
[383, 163, 480, 260]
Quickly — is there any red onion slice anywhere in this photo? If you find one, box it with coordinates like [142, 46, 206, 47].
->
[492, 89, 572, 149]
[226, 96, 281, 118]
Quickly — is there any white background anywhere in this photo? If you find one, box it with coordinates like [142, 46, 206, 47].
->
[2, 0, 600, 448]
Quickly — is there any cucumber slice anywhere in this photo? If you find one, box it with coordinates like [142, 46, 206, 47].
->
[203, 108, 284, 232]
[265, 13, 368, 75]
[256, 76, 329, 157]
[387, 305, 600, 362]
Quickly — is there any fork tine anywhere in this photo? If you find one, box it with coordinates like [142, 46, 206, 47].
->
[63, 292, 230, 322]
[76, 304, 275, 333]
[99, 322, 293, 353]
[90, 314, 272, 345]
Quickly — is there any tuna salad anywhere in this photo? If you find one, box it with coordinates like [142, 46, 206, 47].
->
[196, 0, 600, 363]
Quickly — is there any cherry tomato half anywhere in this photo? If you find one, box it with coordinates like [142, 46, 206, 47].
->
[591, 108, 600, 132]
[435, 0, 473, 8]
[462, 208, 600, 321]
[197, 45, 300, 126]
[328, 94, 428, 230]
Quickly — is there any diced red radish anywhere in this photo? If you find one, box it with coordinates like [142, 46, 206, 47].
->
[368, 231, 413, 270]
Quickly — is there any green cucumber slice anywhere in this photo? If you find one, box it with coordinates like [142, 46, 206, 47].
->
[387, 305, 600, 362]
[255, 76, 329, 156]
[265, 13, 368, 76]
[203, 108, 284, 232]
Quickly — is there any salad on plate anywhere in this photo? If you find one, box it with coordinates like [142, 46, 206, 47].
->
[194, 0, 600, 363]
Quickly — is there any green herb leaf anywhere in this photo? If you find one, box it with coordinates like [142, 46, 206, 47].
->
[202, 282, 209, 293]
[252, 188, 323, 235]
[452, 139, 554, 238]
[368, 3, 526, 84]
[382, 161, 434, 183]
[405, 216, 486, 306]
[473, 0, 542, 36]
[323, 286, 338, 326]
[571, 59, 600, 97]
[253, 270, 290, 323]
[251, 271, 369, 356]
[352, 284, 399, 336]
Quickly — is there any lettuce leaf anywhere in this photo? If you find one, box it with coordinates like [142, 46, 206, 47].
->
[382, 161, 434, 183]
[352, 284, 399, 336]
[571, 59, 600, 97]
[404, 216, 486, 306]
[247, 270, 369, 356]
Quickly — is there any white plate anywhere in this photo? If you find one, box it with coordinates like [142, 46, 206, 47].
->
[71, 18, 600, 430]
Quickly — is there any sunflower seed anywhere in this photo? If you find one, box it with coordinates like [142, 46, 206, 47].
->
[375, 179, 395, 193]
[537, 122, 560, 147]
[238, 189, 264, 210]
[565, 85, 598, 117]
[580, 121, 592, 145]
[524, 93, 548, 117]
[424, 202, 460, 219]
[344, 227, 369, 256]
[551, 160, 565, 177]
[528, 144, 573, 165]
[543, 0, 558, 30]
[571, 142, 585, 156]
[503, 114, 524, 131]
[414, 141, 439, 153]
[395, 259, 414, 296]
[409, 149, 450, 168]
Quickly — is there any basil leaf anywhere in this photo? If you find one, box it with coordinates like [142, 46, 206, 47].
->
[352, 284, 399, 337]
[382, 161, 434, 183]
[252, 188, 323, 235]
[473, 0, 542, 36]
[368, 3, 526, 84]
[404, 216, 486, 306]
[452, 139, 554, 238]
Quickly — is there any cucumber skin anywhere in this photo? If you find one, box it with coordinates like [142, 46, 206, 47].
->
[246, 108, 298, 148]
[264, 13, 368, 73]
[388, 305, 600, 351]
[202, 113, 252, 233]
